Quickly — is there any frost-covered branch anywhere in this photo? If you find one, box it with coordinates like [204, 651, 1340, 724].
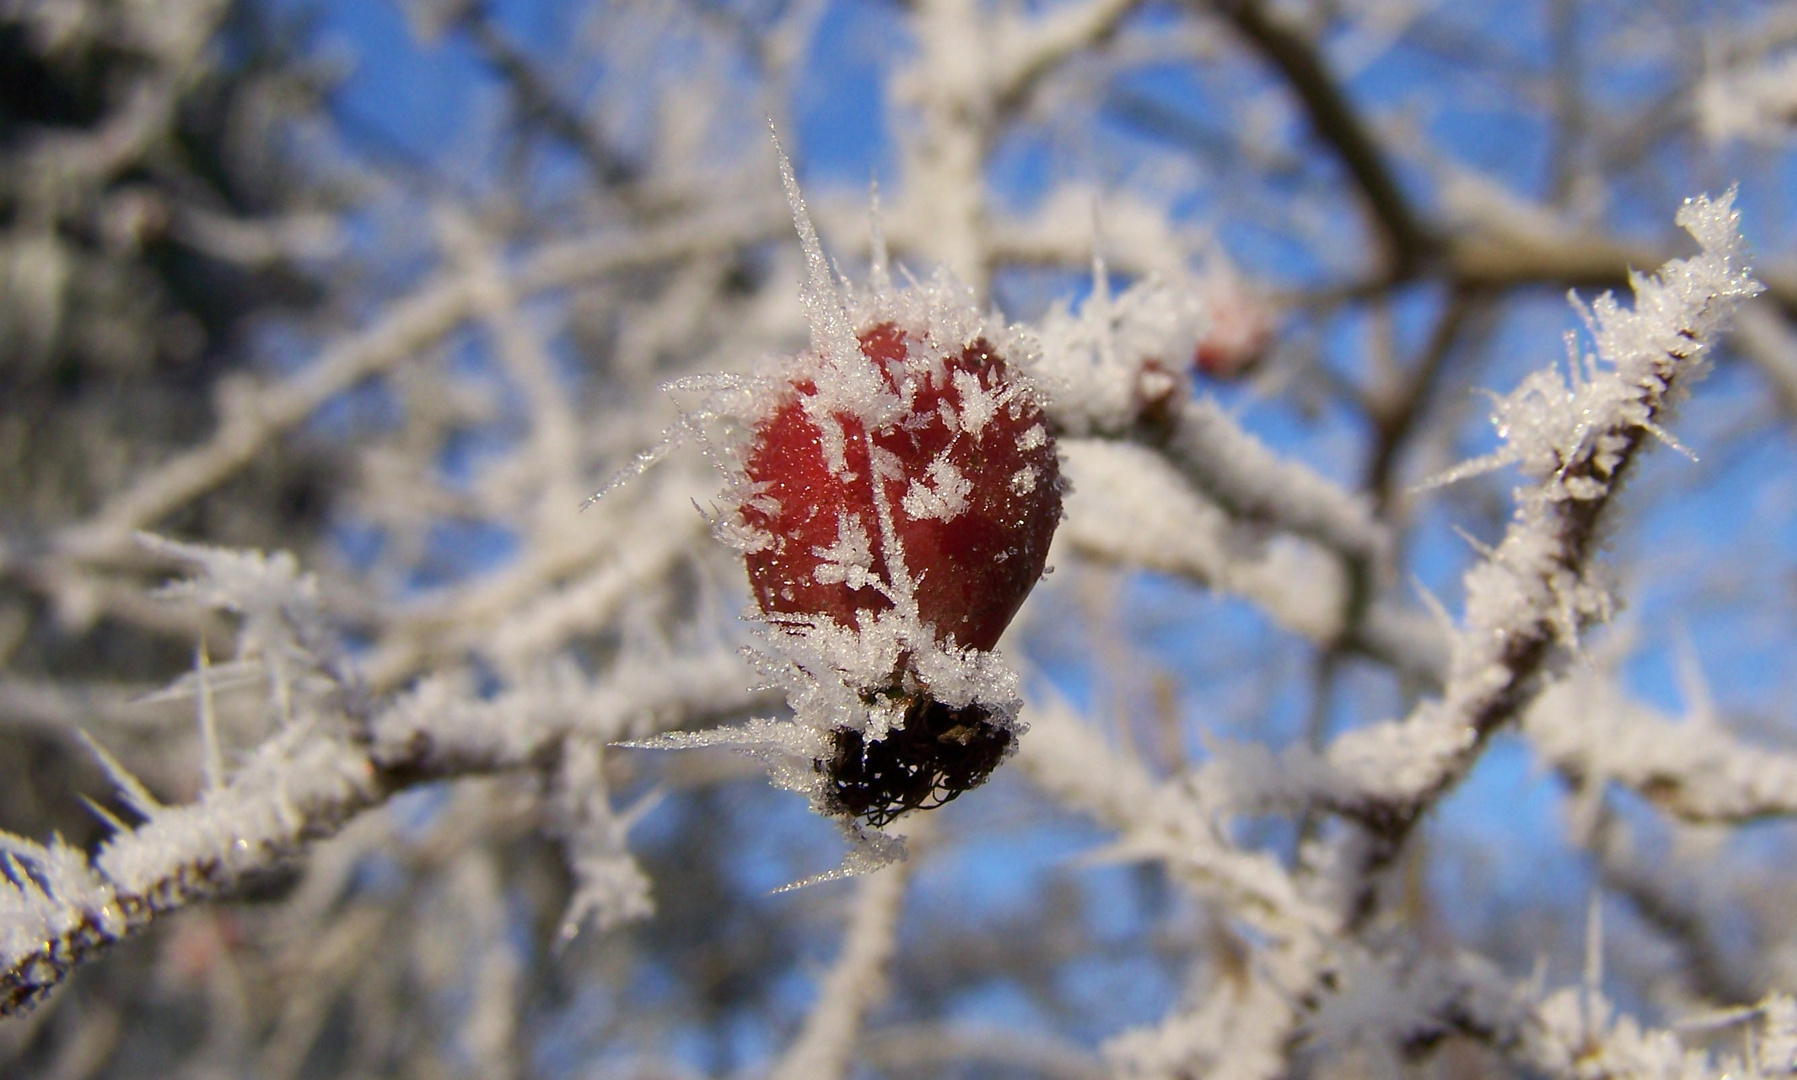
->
[769, 846, 916, 1080]
[1057, 438, 1347, 642]
[1071, 192, 1765, 1078]
[11, 3, 1797, 1074]
[1057, 438, 1444, 681]
[1020, 695, 1335, 1079]
[1022, 701, 1307, 925]
[1139, 395, 1389, 569]
[1031, 264, 1388, 623]
[1, 535, 761, 1019]
[1298, 943, 1797, 1080]
[1699, 50, 1797, 147]
[361, 459, 712, 691]
[50, 205, 782, 565]
[1318, 191, 1760, 917]
[1527, 671, 1797, 825]
[2, 726, 374, 1017]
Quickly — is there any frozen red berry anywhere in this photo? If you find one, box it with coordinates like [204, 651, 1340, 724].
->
[738, 321, 1061, 655]
[655, 147, 1062, 835]
[1193, 282, 1274, 379]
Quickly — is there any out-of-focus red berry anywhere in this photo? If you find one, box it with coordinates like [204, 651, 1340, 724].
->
[1194, 286, 1274, 379]
[740, 322, 1060, 653]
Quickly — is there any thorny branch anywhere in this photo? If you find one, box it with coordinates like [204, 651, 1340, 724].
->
[2, 646, 767, 1017]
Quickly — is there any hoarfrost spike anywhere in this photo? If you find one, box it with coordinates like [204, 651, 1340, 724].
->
[76, 730, 162, 819]
[196, 638, 226, 794]
[770, 122, 859, 371]
[79, 795, 129, 836]
[867, 178, 892, 295]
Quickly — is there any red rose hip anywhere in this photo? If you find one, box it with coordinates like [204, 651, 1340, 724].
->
[739, 321, 1061, 655]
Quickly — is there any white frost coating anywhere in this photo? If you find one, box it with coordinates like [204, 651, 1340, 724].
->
[137, 533, 338, 700]
[749, 152, 1043, 445]
[1515, 982, 1792, 1079]
[777, 259, 1041, 438]
[951, 366, 998, 437]
[375, 650, 762, 765]
[551, 736, 655, 940]
[1298, 950, 1797, 1080]
[1107, 966, 1307, 1080]
[803, 395, 863, 479]
[1, 534, 759, 1014]
[638, 598, 1024, 755]
[864, 432, 922, 628]
[775, 132, 865, 383]
[1055, 439, 1347, 644]
[421, 469, 722, 683]
[0, 720, 384, 1013]
[1425, 190, 1759, 499]
[1698, 51, 1797, 146]
[1158, 397, 1388, 565]
[627, 592, 1025, 868]
[622, 710, 914, 878]
[1032, 259, 1209, 437]
[812, 513, 878, 590]
[1075, 194, 1768, 1080]
[1294, 937, 1797, 1080]
[901, 456, 973, 521]
[1336, 190, 1760, 807]
[1525, 668, 1797, 823]
[1017, 694, 1330, 937]
[1019, 694, 1337, 1080]
[1303, 950, 1496, 1070]
[1009, 466, 1037, 495]
[0, 834, 117, 980]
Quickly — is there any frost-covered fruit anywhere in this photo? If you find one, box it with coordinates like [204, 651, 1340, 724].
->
[820, 695, 1013, 827]
[740, 321, 1061, 652]
[1194, 292, 1273, 379]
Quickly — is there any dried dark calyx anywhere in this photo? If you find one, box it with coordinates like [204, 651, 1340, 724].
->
[818, 695, 1013, 828]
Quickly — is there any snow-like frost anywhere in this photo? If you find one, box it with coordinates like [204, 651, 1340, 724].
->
[1, 567, 754, 1012]
[1055, 438, 1350, 644]
[811, 513, 877, 589]
[1284, 192, 1765, 910]
[1435, 191, 1759, 692]
[1525, 668, 1797, 822]
[950, 366, 999, 436]
[900, 456, 972, 521]
[1698, 51, 1797, 146]
[138, 533, 328, 659]
[1032, 259, 1209, 437]
[551, 736, 655, 940]
[1424, 190, 1760, 499]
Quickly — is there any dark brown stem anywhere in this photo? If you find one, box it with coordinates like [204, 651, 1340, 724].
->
[1208, 0, 1439, 277]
